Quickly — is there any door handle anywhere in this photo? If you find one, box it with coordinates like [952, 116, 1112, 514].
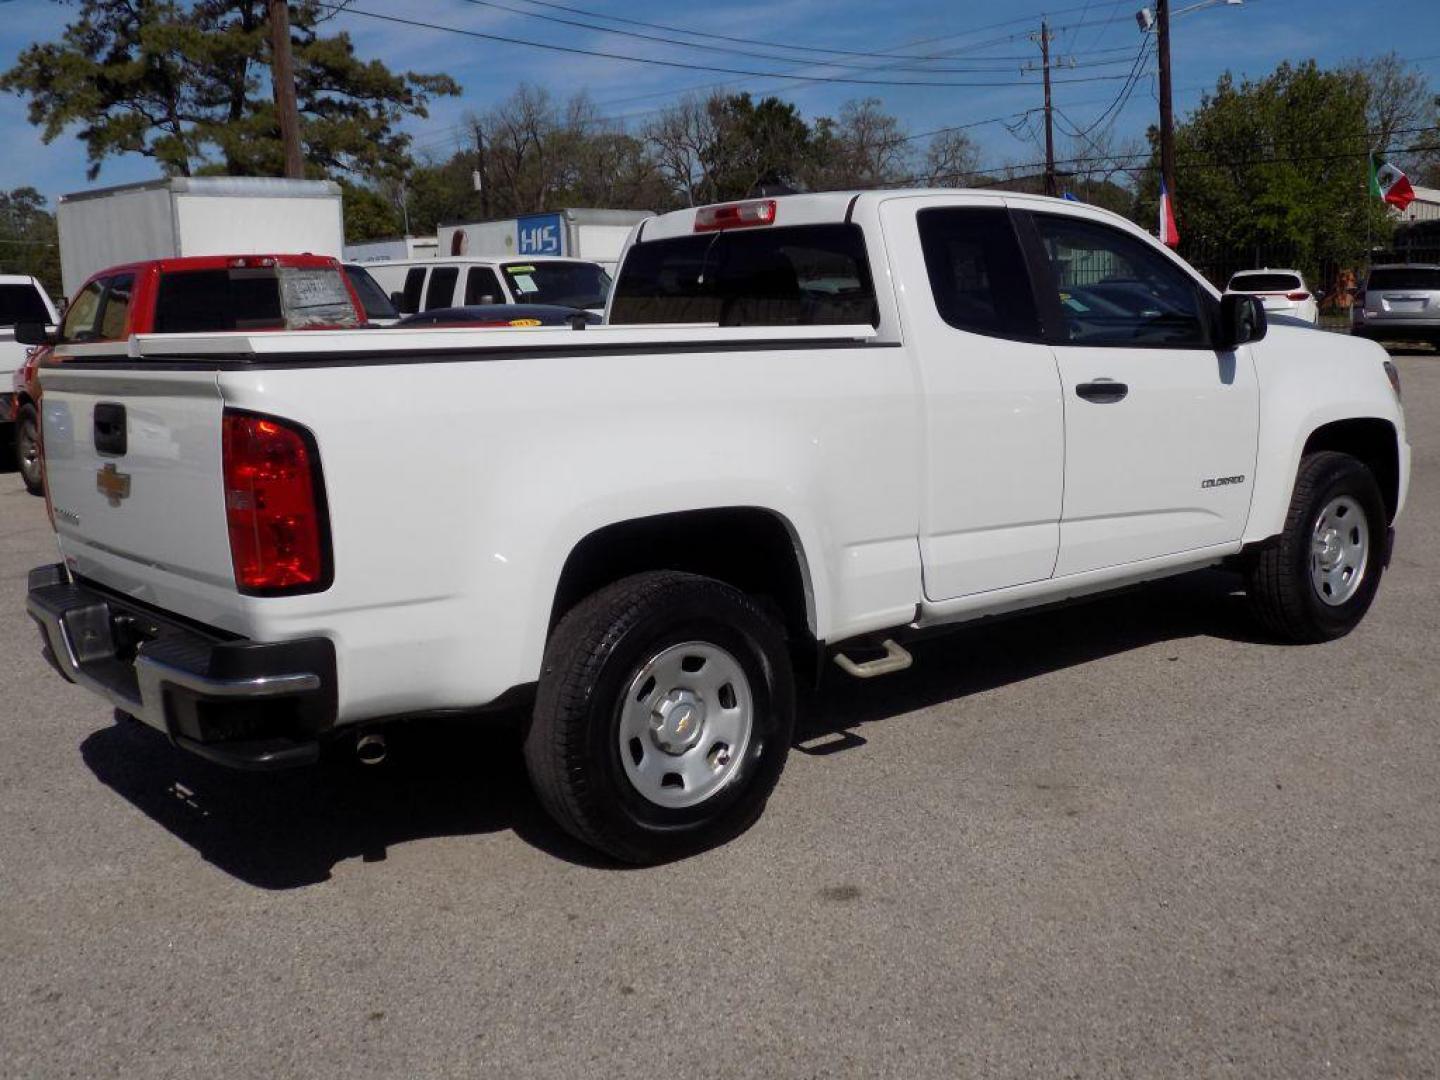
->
[1075, 379, 1129, 404]
[93, 402, 127, 456]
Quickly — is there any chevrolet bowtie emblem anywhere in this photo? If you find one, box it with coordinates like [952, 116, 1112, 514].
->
[96, 463, 132, 507]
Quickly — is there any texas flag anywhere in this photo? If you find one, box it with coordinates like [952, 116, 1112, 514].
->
[1370, 154, 1416, 211]
[1158, 177, 1180, 247]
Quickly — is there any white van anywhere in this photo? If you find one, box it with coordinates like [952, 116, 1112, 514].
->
[366, 256, 612, 316]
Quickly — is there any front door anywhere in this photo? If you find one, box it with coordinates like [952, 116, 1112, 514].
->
[1020, 210, 1259, 577]
[882, 196, 1065, 600]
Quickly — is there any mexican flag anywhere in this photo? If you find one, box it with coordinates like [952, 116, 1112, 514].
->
[1369, 154, 1416, 211]
[1158, 177, 1180, 247]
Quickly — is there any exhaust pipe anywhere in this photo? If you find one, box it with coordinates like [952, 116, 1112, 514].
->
[355, 731, 388, 766]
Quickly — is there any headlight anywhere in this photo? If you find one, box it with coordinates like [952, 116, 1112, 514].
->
[1383, 360, 1402, 401]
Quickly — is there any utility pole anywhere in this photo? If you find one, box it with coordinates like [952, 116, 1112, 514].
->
[1039, 18, 1057, 197]
[267, 0, 305, 179]
[474, 121, 490, 219]
[1155, 0, 1176, 210]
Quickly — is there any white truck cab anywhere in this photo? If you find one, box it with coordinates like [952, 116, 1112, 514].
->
[2, 273, 60, 493]
[26, 191, 1409, 863]
[365, 255, 612, 316]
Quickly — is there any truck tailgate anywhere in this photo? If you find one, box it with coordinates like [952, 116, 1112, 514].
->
[40, 365, 240, 625]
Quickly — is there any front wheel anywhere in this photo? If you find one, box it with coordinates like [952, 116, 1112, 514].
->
[1245, 451, 1387, 643]
[525, 571, 794, 864]
[16, 404, 43, 496]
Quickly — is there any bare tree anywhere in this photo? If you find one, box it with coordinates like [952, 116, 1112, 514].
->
[644, 96, 717, 206]
[806, 98, 912, 190]
[1349, 52, 1440, 180]
[922, 128, 980, 187]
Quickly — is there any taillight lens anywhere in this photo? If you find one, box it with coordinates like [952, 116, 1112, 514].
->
[222, 410, 330, 594]
[694, 199, 777, 232]
[1286, 291, 1309, 301]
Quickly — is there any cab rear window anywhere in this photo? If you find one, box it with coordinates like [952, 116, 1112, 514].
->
[609, 224, 877, 327]
[1228, 272, 1302, 292]
[153, 266, 360, 332]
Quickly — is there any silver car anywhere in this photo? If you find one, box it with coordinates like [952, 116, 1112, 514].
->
[1353, 263, 1440, 345]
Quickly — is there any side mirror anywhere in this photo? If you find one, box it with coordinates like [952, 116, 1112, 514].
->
[389, 291, 406, 310]
[1217, 294, 1266, 349]
[13, 322, 59, 346]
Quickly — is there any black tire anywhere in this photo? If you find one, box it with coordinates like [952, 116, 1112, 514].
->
[16, 404, 43, 496]
[525, 571, 795, 864]
[1245, 451, 1387, 643]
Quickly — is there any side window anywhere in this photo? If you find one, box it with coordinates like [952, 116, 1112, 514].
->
[464, 267, 502, 305]
[60, 280, 105, 342]
[400, 267, 426, 314]
[425, 266, 459, 311]
[917, 207, 1042, 340]
[1030, 214, 1211, 348]
[96, 273, 136, 340]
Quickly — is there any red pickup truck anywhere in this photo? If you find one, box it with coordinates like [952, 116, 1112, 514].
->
[11, 253, 365, 494]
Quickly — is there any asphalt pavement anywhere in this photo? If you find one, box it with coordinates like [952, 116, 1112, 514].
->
[2, 351, 1438, 1079]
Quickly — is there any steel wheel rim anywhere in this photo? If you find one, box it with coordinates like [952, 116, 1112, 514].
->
[618, 641, 754, 809]
[1310, 494, 1369, 607]
[19, 419, 39, 472]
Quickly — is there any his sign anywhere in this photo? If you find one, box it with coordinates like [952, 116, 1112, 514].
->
[517, 213, 563, 256]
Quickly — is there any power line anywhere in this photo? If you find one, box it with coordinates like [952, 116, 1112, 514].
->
[323, 4, 1151, 89]
[451, 0, 1144, 74]
[479, 0, 1109, 61]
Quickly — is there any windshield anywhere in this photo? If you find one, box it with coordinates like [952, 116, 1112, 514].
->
[1367, 267, 1440, 291]
[1229, 272, 1303, 293]
[0, 283, 50, 326]
[501, 261, 611, 309]
[344, 264, 398, 321]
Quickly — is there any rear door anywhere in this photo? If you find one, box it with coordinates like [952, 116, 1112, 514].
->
[882, 195, 1065, 600]
[1365, 266, 1440, 324]
[1021, 209, 1259, 576]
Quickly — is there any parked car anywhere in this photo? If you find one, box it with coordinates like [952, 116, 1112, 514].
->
[1351, 263, 1440, 346]
[342, 263, 400, 325]
[365, 256, 612, 317]
[1224, 268, 1319, 325]
[397, 304, 601, 328]
[11, 254, 366, 496]
[26, 191, 1409, 864]
[2, 274, 61, 491]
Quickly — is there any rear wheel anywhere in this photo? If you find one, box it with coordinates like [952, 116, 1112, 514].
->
[16, 404, 42, 496]
[525, 571, 794, 864]
[1245, 451, 1386, 643]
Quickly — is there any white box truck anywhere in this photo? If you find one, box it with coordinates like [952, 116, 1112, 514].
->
[343, 235, 438, 263]
[57, 177, 344, 298]
[437, 209, 653, 273]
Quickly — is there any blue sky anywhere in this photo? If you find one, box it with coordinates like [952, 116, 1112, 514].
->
[0, 0, 1436, 203]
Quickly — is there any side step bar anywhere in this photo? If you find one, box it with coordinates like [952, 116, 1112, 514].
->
[832, 639, 913, 679]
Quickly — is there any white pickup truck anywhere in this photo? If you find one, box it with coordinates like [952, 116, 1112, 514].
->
[26, 191, 1409, 863]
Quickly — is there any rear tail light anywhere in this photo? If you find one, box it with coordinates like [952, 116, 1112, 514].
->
[694, 199, 777, 232]
[1286, 291, 1310, 301]
[222, 410, 330, 594]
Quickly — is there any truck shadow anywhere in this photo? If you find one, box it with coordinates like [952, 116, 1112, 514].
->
[80, 568, 1263, 888]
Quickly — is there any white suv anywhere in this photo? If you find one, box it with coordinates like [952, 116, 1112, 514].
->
[1224, 268, 1319, 325]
